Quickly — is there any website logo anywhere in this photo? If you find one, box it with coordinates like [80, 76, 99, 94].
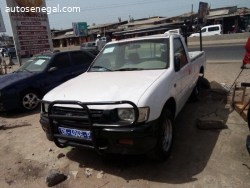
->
[15, 0, 43, 15]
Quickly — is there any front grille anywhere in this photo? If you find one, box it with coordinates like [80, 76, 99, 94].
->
[53, 106, 103, 129]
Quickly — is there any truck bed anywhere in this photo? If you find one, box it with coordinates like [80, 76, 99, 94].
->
[188, 51, 205, 62]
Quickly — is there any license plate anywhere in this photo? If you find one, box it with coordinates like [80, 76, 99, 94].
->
[58, 127, 92, 139]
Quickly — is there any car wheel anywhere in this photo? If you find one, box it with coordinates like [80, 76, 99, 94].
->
[190, 77, 201, 102]
[148, 109, 173, 161]
[20, 89, 40, 111]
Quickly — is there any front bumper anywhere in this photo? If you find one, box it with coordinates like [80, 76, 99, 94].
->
[0, 96, 19, 111]
[40, 113, 158, 154]
[39, 100, 158, 155]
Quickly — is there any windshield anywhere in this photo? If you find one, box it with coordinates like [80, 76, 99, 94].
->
[8, 48, 15, 52]
[17, 55, 51, 73]
[89, 38, 169, 72]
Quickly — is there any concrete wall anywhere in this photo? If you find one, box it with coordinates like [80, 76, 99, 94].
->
[188, 32, 250, 46]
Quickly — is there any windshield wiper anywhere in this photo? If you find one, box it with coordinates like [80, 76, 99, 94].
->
[23, 68, 33, 73]
[115, 68, 145, 71]
[91, 66, 113, 71]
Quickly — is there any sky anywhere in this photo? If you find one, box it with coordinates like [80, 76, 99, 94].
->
[0, 0, 250, 36]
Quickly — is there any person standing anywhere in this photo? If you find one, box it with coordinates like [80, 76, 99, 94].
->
[241, 36, 250, 69]
[95, 34, 102, 52]
[1, 48, 5, 57]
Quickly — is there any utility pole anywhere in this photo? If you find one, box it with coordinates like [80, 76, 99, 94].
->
[191, 4, 193, 26]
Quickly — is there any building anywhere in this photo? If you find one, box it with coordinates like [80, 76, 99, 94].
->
[50, 5, 250, 48]
[207, 6, 250, 33]
[52, 20, 128, 48]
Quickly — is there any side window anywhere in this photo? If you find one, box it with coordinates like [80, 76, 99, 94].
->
[201, 28, 206, 33]
[208, 27, 213, 31]
[71, 51, 93, 66]
[87, 43, 95, 47]
[174, 38, 188, 68]
[208, 27, 218, 31]
[51, 53, 71, 70]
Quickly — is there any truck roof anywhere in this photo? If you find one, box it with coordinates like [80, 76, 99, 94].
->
[109, 33, 182, 45]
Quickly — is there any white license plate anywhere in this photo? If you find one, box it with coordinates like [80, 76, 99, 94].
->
[58, 127, 92, 139]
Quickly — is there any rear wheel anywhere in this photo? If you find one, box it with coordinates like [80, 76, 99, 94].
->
[149, 109, 174, 161]
[190, 77, 201, 102]
[20, 89, 40, 111]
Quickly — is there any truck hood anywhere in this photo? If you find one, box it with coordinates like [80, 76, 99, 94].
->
[43, 70, 166, 106]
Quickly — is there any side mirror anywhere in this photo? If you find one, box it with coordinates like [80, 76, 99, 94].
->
[48, 67, 58, 72]
[174, 56, 181, 72]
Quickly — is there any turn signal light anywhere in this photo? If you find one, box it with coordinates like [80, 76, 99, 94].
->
[119, 139, 134, 145]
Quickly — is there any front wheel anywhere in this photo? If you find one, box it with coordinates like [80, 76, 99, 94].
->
[20, 89, 40, 111]
[148, 109, 174, 161]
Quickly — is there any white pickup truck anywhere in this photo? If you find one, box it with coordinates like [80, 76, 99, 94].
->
[40, 32, 206, 161]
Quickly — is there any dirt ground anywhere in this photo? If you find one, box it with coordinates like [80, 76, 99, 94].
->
[1, 61, 250, 188]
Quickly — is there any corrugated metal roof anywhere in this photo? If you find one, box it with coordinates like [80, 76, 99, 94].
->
[88, 21, 128, 29]
[209, 9, 229, 16]
[113, 22, 185, 36]
[52, 34, 77, 40]
[123, 17, 169, 26]
[208, 13, 239, 20]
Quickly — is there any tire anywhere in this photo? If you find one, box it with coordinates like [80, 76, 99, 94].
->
[0, 68, 4, 75]
[199, 77, 211, 89]
[46, 133, 54, 142]
[190, 77, 201, 102]
[19, 89, 40, 111]
[149, 109, 174, 161]
[247, 108, 250, 130]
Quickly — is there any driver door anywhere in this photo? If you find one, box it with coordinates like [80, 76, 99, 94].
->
[173, 37, 191, 113]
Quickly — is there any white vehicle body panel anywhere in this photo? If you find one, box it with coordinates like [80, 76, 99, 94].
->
[190, 24, 222, 37]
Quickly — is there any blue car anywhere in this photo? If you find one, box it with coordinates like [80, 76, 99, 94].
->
[0, 50, 95, 111]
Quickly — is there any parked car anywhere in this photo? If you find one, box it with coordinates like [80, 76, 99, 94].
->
[190, 24, 223, 37]
[3, 47, 33, 58]
[40, 31, 206, 160]
[80, 42, 98, 55]
[4, 47, 17, 58]
[0, 50, 95, 111]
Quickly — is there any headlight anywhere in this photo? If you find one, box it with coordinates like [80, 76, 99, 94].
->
[117, 107, 149, 123]
[118, 108, 135, 121]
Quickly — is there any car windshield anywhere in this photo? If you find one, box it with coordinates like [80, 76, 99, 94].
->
[17, 55, 51, 73]
[89, 38, 169, 72]
[7, 48, 15, 52]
